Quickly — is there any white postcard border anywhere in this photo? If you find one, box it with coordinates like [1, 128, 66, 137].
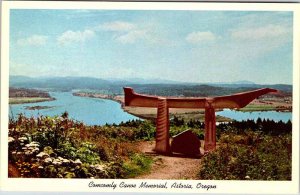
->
[1, 1, 299, 194]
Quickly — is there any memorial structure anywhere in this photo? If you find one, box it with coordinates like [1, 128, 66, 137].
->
[123, 87, 277, 154]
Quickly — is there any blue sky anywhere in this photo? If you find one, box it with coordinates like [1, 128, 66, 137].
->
[9, 10, 293, 84]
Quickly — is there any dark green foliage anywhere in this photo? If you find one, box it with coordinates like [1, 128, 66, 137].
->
[99, 120, 155, 141]
[220, 119, 292, 135]
[9, 87, 51, 98]
[130, 84, 257, 97]
[198, 132, 292, 180]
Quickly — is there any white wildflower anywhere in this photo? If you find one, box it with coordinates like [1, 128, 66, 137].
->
[74, 159, 82, 165]
[44, 157, 52, 163]
[52, 159, 62, 166]
[62, 159, 70, 164]
[8, 137, 15, 143]
[18, 137, 27, 142]
[29, 142, 40, 147]
[36, 152, 49, 158]
[95, 164, 105, 171]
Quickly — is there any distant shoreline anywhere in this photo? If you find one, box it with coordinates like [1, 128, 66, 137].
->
[72, 92, 124, 105]
[9, 97, 55, 105]
[73, 92, 292, 121]
[73, 92, 292, 111]
[9, 87, 55, 105]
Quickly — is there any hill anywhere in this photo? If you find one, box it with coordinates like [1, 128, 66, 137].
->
[9, 75, 292, 96]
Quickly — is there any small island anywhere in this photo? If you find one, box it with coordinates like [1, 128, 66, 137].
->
[25, 105, 53, 110]
[9, 88, 55, 104]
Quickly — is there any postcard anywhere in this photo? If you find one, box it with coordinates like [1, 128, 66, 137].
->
[1, 1, 299, 194]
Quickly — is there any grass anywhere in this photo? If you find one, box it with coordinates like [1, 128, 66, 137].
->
[122, 153, 153, 178]
[9, 97, 54, 104]
[239, 104, 276, 112]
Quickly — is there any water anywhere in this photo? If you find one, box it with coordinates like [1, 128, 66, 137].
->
[9, 92, 292, 125]
[9, 92, 138, 125]
[217, 109, 292, 122]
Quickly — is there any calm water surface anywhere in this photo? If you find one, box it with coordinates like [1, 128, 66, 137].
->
[10, 92, 292, 125]
[217, 109, 292, 122]
[9, 92, 138, 125]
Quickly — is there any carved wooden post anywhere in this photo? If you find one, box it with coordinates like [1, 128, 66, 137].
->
[204, 99, 216, 153]
[155, 98, 171, 153]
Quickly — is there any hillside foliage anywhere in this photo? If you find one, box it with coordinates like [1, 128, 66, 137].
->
[8, 113, 292, 180]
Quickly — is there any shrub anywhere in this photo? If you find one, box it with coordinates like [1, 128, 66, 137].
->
[198, 132, 291, 180]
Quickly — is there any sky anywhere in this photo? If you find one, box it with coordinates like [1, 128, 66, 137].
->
[9, 10, 293, 84]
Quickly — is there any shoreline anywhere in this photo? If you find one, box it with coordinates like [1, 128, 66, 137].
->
[9, 97, 56, 105]
[73, 92, 292, 112]
[73, 92, 124, 105]
[73, 92, 292, 121]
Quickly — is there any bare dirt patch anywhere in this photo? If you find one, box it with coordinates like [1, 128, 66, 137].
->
[135, 141, 204, 180]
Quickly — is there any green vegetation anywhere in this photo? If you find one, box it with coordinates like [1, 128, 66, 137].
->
[239, 104, 276, 112]
[8, 113, 292, 180]
[170, 116, 292, 180]
[198, 128, 292, 180]
[122, 153, 153, 178]
[9, 87, 51, 98]
[9, 97, 54, 104]
[9, 87, 54, 104]
[8, 113, 154, 178]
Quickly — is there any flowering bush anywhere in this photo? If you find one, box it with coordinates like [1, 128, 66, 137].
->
[8, 114, 153, 178]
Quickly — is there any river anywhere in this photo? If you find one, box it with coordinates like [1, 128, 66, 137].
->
[9, 92, 292, 125]
[9, 92, 138, 125]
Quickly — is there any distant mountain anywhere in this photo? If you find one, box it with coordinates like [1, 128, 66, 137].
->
[10, 75, 37, 84]
[10, 75, 112, 91]
[213, 80, 256, 85]
[107, 77, 182, 85]
[210, 83, 292, 93]
[9, 75, 292, 94]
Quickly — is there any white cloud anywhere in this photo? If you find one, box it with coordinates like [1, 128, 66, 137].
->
[231, 24, 290, 40]
[57, 29, 95, 45]
[17, 35, 48, 46]
[98, 21, 135, 32]
[116, 30, 147, 44]
[186, 31, 217, 44]
[96, 21, 159, 44]
[94, 20, 172, 45]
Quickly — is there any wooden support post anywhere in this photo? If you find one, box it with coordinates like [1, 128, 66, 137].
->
[204, 100, 216, 153]
[155, 98, 171, 154]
